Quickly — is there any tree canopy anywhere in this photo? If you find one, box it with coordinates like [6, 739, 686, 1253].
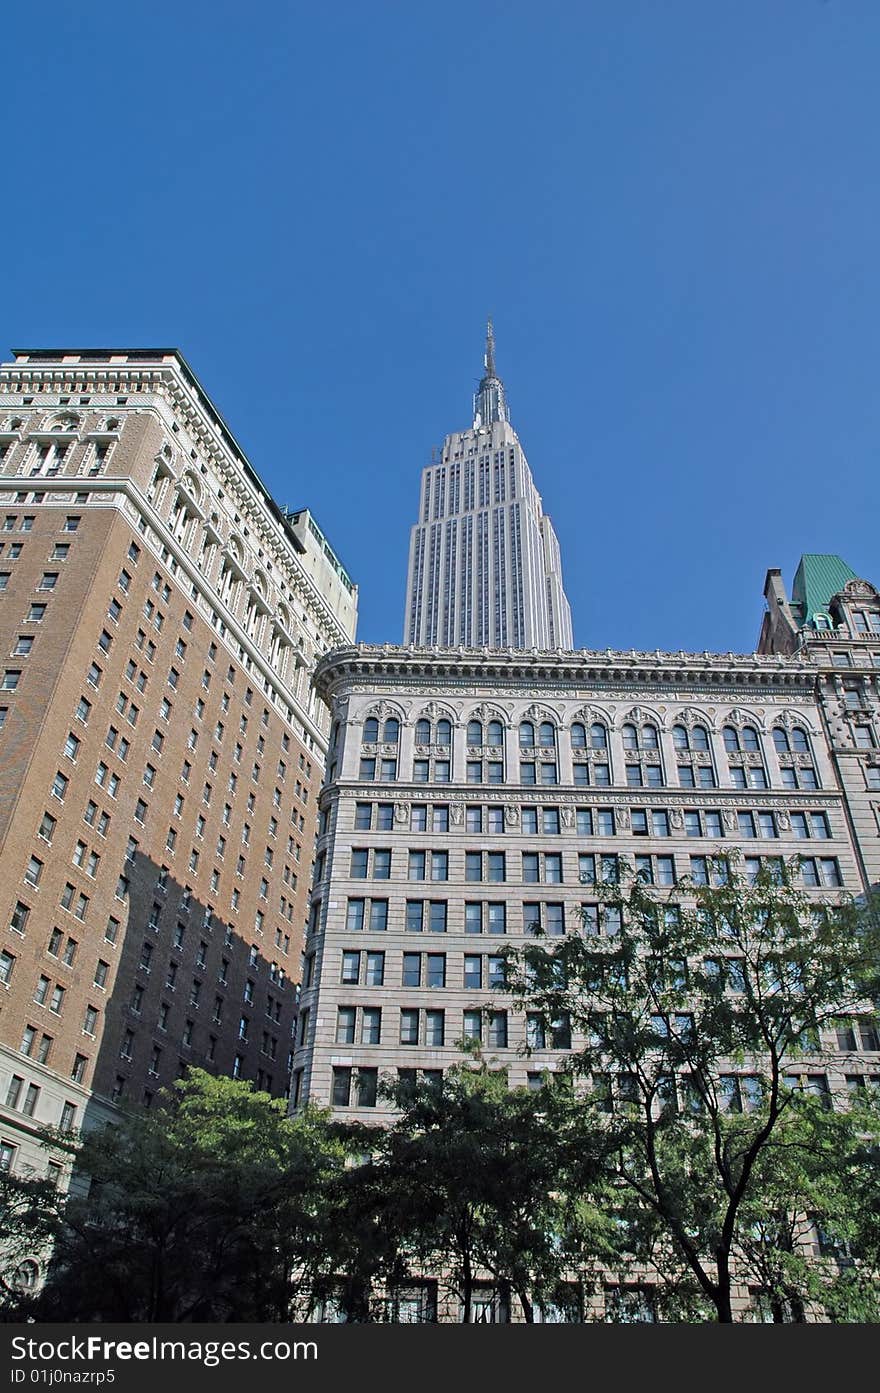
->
[6, 869, 880, 1323]
[30, 1070, 341, 1322]
[503, 855, 880, 1321]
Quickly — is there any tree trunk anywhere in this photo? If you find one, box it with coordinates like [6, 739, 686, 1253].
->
[713, 1250, 733, 1323]
[461, 1253, 473, 1323]
[516, 1284, 534, 1323]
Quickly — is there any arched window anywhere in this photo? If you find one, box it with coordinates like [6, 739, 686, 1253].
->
[672, 725, 689, 751]
[415, 718, 431, 745]
[487, 719, 504, 746]
[182, 470, 203, 506]
[383, 718, 399, 744]
[622, 723, 639, 751]
[519, 721, 535, 748]
[641, 724, 659, 749]
[723, 727, 740, 753]
[538, 721, 556, 748]
[773, 728, 790, 754]
[363, 717, 379, 743]
[436, 719, 452, 747]
[570, 722, 587, 748]
[692, 725, 709, 751]
[790, 726, 809, 753]
[741, 725, 759, 753]
[13, 1260, 39, 1291]
[467, 720, 483, 747]
[590, 723, 608, 750]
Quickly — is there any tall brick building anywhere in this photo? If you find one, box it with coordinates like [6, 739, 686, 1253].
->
[0, 349, 356, 1189]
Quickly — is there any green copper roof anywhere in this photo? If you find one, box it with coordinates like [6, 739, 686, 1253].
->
[791, 554, 858, 628]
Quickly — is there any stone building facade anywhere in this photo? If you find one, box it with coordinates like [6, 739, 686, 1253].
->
[292, 633, 879, 1122]
[0, 348, 357, 1195]
[759, 554, 880, 891]
[292, 579, 880, 1319]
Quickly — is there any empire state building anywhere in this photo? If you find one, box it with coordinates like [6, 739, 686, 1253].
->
[403, 323, 573, 650]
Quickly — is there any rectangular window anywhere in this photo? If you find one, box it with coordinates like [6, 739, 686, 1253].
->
[544, 853, 563, 884]
[346, 898, 365, 931]
[361, 1007, 382, 1045]
[487, 902, 506, 935]
[425, 1010, 445, 1046]
[24, 855, 43, 887]
[355, 1068, 377, 1108]
[651, 810, 669, 837]
[521, 807, 538, 835]
[22, 1083, 41, 1117]
[819, 857, 842, 887]
[462, 1009, 483, 1041]
[545, 903, 565, 936]
[373, 849, 392, 879]
[332, 1067, 352, 1108]
[10, 902, 29, 936]
[365, 951, 385, 986]
[487, 1011, 508, 1048]
[464, 955, 482, 990]
[430, 850, 448, 881]
[524, 902, 542, 935]
[402, 952, 421, 987]
[400, 1009, 420, 1045]
[336, 1007, 356, 1045]
[487, 851, 505, 882]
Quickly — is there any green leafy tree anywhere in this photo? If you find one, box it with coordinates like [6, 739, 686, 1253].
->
[0, 1166, 63, 1321]
[34, 1070, 340, 1322]
[504, 856, 880, 1322]
[339, 1059, 609, 1322]
[732, 1095, 880, 1322]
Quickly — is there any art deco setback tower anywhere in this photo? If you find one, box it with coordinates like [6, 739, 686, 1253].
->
[403, 324, 573, 650]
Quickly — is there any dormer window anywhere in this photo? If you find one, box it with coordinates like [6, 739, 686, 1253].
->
[854, 610, 880, 635]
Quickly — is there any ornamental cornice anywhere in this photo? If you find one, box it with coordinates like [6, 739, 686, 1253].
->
[314, 643, 820, 704]
[2, 368, 356, 646]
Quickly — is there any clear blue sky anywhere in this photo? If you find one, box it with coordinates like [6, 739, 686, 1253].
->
[3, 2, 878, 652]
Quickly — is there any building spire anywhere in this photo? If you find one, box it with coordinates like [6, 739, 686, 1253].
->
[473, 316, 509, 427]
[485, 317, 496, 378]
